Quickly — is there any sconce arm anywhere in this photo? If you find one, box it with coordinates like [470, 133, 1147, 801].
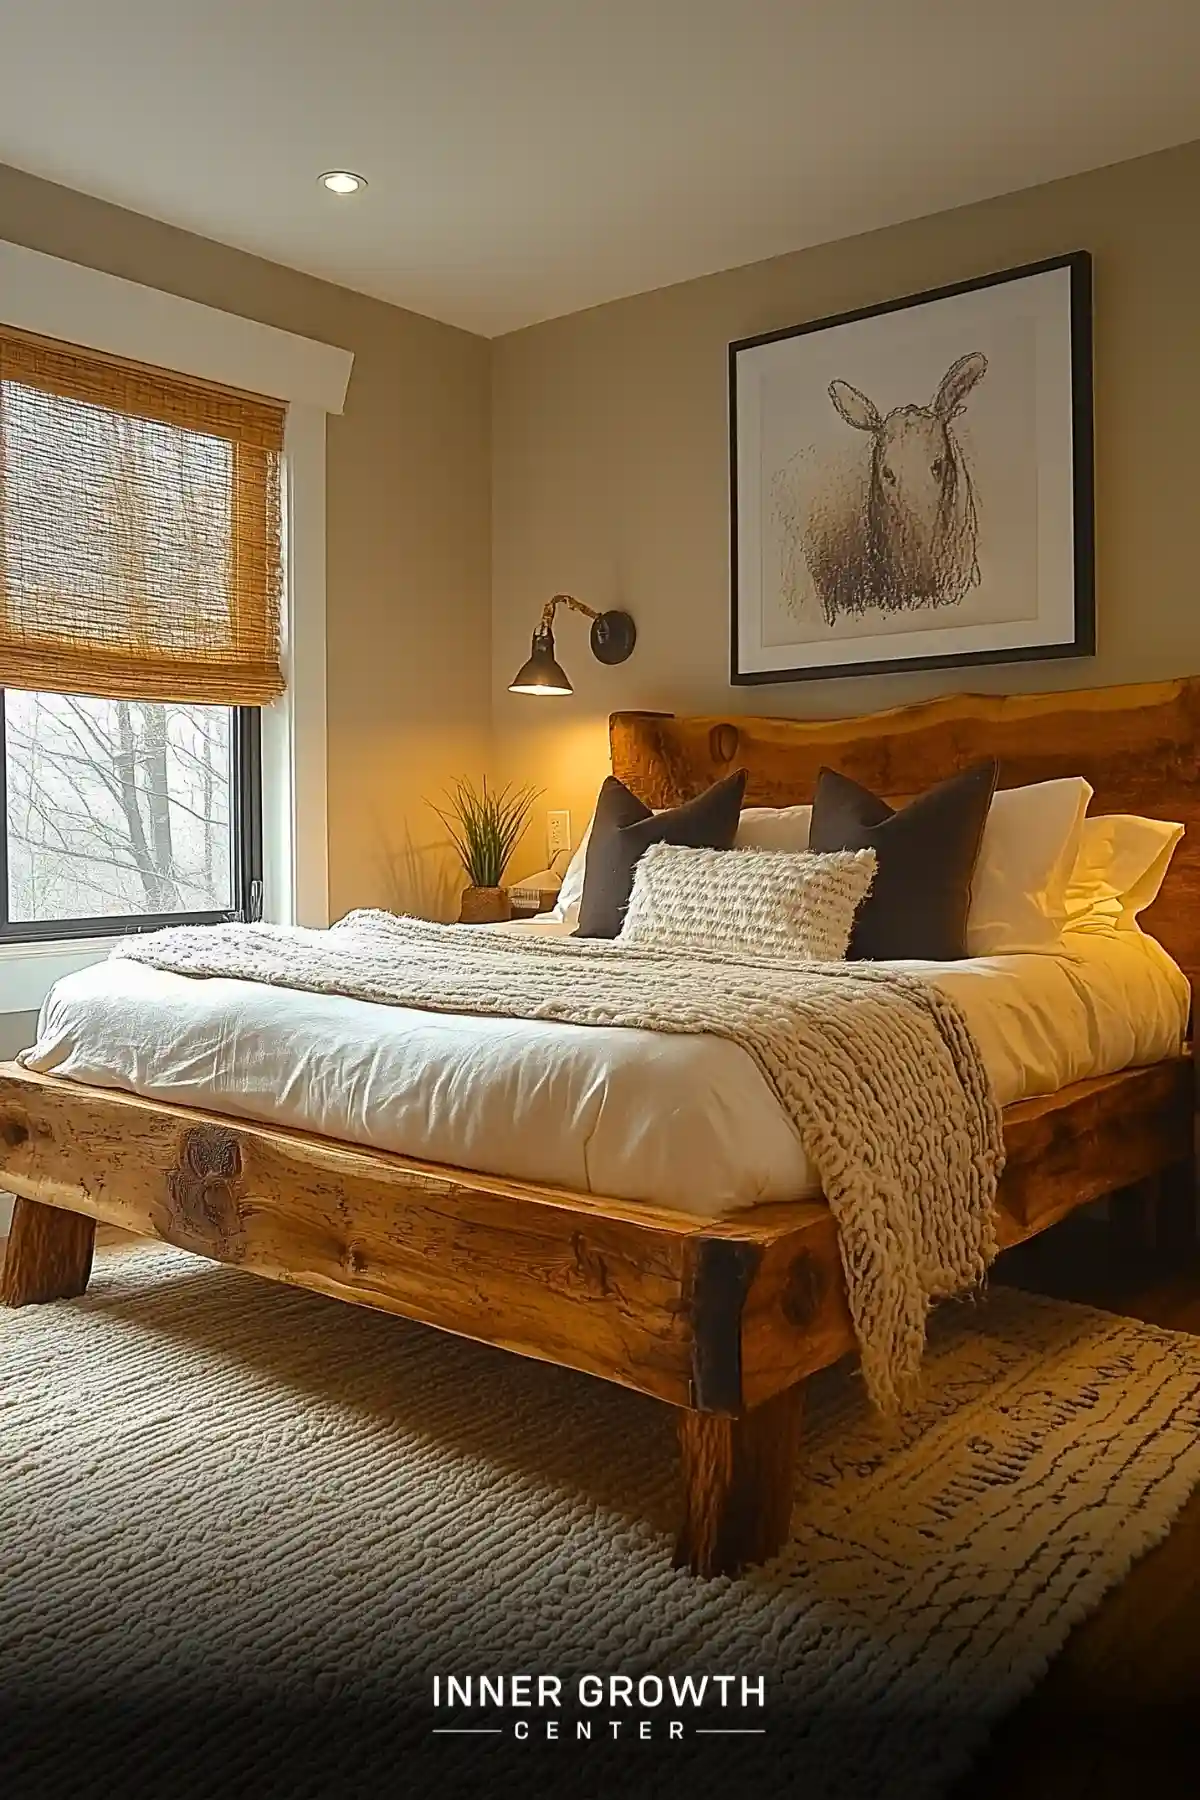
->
[538, 593, 601, 633]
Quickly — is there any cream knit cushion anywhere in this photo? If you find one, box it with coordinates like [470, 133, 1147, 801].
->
[619, 841, 877, 962]
[553, 801, 818, 925]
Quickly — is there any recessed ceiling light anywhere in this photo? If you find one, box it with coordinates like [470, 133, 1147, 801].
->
[318, 171, 367, 196]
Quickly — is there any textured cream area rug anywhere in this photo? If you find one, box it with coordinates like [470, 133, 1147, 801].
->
[4, 1244, 1200, 1800]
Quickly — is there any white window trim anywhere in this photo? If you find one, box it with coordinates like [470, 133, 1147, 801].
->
[264, 401, 330, 933]
[0, 239, 352, 1017]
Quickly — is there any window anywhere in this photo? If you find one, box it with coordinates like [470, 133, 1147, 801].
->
[0, 325, 282, 943]
[1, 693, 261, 941]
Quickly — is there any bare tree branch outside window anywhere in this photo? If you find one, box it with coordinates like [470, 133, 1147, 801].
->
[5, 693, 233, 922]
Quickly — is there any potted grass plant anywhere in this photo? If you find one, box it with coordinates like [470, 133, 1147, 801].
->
[431, 776, 542, 924]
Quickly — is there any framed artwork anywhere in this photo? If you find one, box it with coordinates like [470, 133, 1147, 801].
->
[729, 251, 1094, 685]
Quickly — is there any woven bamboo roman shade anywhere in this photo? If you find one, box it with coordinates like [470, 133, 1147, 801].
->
[0, 328, 287, 705]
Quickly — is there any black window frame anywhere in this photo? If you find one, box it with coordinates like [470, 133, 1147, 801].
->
[0, 694, 263, 943]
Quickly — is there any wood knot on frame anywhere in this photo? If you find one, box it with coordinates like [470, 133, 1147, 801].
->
[571, 1231, 611, 1297]
[182, 1127, 241, 1182]
[165, 1125, 244, 1253]
[781, 1250, 825, 1330]
[709, 722, 740, 765]
[0, 1111, 30, 1152]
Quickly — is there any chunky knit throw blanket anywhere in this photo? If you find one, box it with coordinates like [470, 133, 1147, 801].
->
[112, 910, 1005, 1412]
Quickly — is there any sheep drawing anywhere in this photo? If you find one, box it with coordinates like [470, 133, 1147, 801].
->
[801, 351, 988, 626]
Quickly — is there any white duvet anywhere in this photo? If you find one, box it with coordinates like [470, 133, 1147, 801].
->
[19, 920, 1189, 1219]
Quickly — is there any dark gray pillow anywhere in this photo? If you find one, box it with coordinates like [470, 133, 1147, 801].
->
[808, 759, 998, 961]
[574, 770, 748, 939]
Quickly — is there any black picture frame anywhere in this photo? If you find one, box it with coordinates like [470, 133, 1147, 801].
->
[729, 251, 1095, 686]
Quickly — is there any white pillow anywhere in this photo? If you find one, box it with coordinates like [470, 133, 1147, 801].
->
[549, 821, 592, 926]
[735, 804, 813, 852]
[965, 777, 1093, 956]
[1064, 814, 1185, 932]
[619, 842, 876, 963]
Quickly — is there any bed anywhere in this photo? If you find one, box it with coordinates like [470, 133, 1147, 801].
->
[2, 675, 1198, 1576]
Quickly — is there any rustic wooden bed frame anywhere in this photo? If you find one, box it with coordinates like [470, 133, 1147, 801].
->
[3, 676, 1198, 1577]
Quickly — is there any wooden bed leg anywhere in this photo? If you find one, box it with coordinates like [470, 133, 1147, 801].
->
[1, 1196, 95, 1307]
[673, 1383, 803, 1578]
[1111, 1167, 1197, 1261]
[1158, 1158, 1198, 1256]
[1111, 1176, 1164, 1259]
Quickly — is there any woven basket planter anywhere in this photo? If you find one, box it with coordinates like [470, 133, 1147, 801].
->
[458, 885, 512, 925]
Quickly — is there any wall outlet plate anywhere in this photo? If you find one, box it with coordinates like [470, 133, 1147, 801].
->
[547, 810, 572, 858]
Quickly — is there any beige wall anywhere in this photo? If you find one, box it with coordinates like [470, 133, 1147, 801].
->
[0, 1014, 37, 1059]
[8, 137, 1200, 914]
[0, 161, 491, 922]
[491, 138, 1200, 872]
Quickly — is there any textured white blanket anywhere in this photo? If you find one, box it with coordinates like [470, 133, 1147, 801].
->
[112, 909, 1006, 1411]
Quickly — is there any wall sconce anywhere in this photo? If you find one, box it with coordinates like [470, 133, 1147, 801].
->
[508, 594, 636, 697]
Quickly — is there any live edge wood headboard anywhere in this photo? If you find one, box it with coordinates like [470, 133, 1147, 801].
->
[610, 675, 1200, 1009]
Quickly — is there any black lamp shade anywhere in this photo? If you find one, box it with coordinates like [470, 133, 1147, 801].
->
[509, 626, 573, 696]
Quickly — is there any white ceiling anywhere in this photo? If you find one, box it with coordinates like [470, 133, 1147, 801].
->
[3, 0, 1200, 338]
